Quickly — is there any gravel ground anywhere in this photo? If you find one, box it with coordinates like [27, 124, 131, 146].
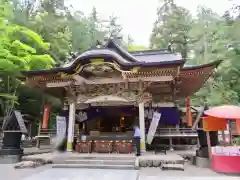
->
[0, 163, 239, 180]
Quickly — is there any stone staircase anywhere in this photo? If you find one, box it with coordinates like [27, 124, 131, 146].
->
[52, 155, 137, 170]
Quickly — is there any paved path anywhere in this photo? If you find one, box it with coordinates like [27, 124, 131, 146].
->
[21, 167, 240, 180]
[0, 164, 51, 180]
[1, 152, 239, 180]
[139, 177, 240, 180]
[140, 166, 239, 178]
[0, 163, 238, 180]
[23, 169, 138, 180]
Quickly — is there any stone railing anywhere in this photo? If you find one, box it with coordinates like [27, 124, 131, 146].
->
[38, 128, 56, 137]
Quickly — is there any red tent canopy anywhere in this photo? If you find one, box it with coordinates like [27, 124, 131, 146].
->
[204, 105, 240, 120]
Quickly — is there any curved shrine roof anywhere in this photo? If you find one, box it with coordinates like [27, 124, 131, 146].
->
[24, 42, 185, 76]
[22, 39, 222, 100]
[176, 60, 222, 98]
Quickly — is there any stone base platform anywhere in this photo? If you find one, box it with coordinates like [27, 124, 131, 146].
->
[21, 151, 185, 170]
[138, 153, 184, 168]
[195, 156, 210, 168]
[0, 155, 22, 164]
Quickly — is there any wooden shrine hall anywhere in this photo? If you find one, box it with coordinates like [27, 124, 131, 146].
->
[22, 39, 221, 153]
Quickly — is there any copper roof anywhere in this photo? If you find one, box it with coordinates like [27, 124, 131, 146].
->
[176, 60, 222, 98]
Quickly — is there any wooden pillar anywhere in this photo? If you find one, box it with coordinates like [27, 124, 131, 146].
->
[67, 102, 76, 151]
[228, 120, 233, 145]
[169, 137, 174, 151]
[36, 120, 41, 148]
[236, 119, 240, 135]
[139, 102, 146, 152]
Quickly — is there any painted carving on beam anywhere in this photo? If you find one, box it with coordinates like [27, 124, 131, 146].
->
[82, 59, 123, 78]
[73, 82, 151, 97]
[138, 92, 153, 103]
[77, 92, 139, 104]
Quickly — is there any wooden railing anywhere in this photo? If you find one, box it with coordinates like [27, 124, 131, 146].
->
[38, 128, 56, 137]
[154, 128, 198, 137]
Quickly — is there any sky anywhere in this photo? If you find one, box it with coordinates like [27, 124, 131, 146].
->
[68, 0, 237, 46]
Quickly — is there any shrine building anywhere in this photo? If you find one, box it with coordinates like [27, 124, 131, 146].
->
[22, 39, 221, 153]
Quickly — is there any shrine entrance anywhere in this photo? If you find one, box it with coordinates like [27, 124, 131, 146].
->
[72, 96, 142, 153]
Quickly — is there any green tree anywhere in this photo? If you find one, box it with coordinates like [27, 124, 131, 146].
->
[105, 14, 122, 39]
[150, 0, 193, 60]
[189, 6, 240, 105]
[88, 7, 106, 46]
[128, 45, 149, 51]
[0, 0, 55, 118]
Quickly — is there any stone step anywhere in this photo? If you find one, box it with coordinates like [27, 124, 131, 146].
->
[64, 159, 135, 166]
[51, 163, 136, 170]
[161, 163, 184, 171]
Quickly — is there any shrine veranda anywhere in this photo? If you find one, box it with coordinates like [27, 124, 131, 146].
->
[23, 40, 221, 153]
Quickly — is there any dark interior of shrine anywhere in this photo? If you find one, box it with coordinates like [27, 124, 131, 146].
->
[76, 106, 138, 134]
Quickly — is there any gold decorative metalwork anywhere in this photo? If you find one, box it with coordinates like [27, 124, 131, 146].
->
[124, 68, 178, 78]
[90, 58, 105, 65]
[60, 65, 83, 78]
[131, 67, 140, 73]
[138, 92, 153, 103]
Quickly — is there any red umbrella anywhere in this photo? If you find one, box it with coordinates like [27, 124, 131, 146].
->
[204, 105, 240, 120]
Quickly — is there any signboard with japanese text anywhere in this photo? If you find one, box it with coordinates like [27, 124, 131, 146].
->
[147, 112, 161, 144]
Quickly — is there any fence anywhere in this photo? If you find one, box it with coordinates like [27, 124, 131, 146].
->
[154, 128, 198, 137]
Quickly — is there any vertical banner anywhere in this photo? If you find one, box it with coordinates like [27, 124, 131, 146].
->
[186, 97, 193, 127]
[42, 104, 51, 129]
[56, 116, 67, 137]
[147, 111, 161, 144]
[55, 116, 67, 148]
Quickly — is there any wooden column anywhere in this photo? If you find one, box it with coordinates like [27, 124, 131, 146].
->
[67, 101, 76, 151]
[139, 102, 146, 152]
